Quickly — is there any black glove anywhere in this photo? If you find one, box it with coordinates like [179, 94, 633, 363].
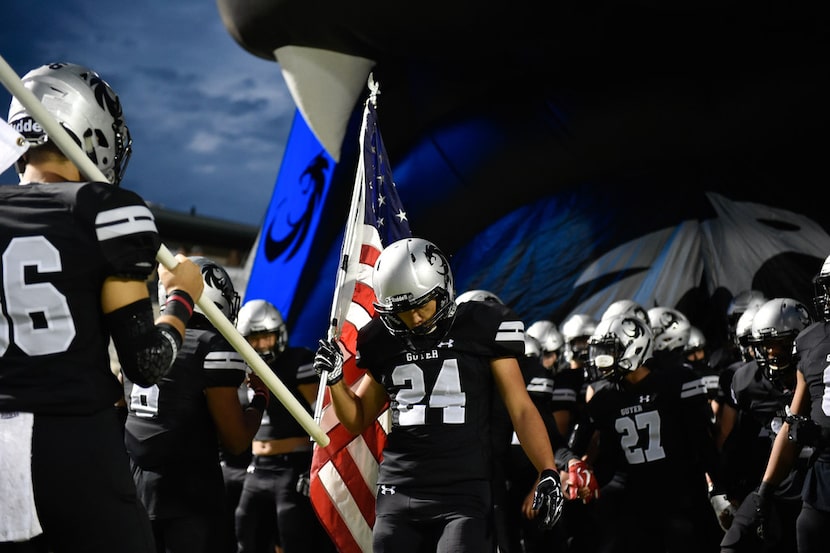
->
[296, 470, 310, 497]
[720, 485, 781, 551]
[531, 469, 565, 530]
[314, 338, 344, 385]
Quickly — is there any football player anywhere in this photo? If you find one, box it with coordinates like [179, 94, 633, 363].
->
[750, 259, 830, 553]
[0, 62, 203, 551]
[124, 257, 265, 552]
[234, 299, 335, 553]
[314, 237, 565, 552]
[572, 313, 723, 552]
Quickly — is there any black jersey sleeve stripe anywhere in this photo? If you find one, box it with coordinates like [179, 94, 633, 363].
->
[95, 204, 158, 241]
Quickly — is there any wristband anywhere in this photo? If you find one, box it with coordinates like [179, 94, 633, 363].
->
[757, 481, 774, 499]
[249, 393, 268, 415]
[164, 289, 195, 326]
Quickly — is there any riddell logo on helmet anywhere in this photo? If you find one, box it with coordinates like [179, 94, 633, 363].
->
[11, 118, 44, 134]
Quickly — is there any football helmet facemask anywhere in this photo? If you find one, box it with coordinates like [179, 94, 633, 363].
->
[8, 62, 132, 186]
[372, 238, 456, 337]
[587, 315, 653, 382]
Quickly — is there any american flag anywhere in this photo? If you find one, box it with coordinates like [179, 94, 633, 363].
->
[309, 79, 411, 553]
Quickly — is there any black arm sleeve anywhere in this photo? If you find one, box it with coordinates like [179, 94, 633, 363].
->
[105, 298, 182, 387]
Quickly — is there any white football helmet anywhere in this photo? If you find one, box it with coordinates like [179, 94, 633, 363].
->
[734, 304, 762, 362]
[560, 313, 598, 364]
[527, 319, 567, 372]
[158, 256, 240, 324]
[647, 306, 691, 353]
[601, 299, 649, 324]
[684, 326, 707, 354]
[372, 238, 456, 337]
[749, 298, 812, 383]
[8, 62, 132, 185]
[524, 334, 542, 358]
[455, 289, 503, 305]
[588, 315, 653, 381]
[237, 299, 288, 362]
[726, 289, 767, 344]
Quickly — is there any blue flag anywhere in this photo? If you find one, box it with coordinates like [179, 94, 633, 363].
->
[244, 111, 335, 318]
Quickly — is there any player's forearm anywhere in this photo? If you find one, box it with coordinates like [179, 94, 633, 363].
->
[513, 407, 556, 472]
[329, 381, 370, 435]
[221, 411, 261, 456]
[761, 421, 801, 487]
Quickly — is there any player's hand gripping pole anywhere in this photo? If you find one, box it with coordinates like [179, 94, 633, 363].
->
[0, 54, 328, 446]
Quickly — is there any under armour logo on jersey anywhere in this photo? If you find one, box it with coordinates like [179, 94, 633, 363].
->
[638, 394, 654, 404]
[380, 485, 396, 495]
[437, 339, 454, 348]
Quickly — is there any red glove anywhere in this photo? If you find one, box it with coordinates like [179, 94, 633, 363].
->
[568, 460, 600, 503]
[248, 374, 270, 412]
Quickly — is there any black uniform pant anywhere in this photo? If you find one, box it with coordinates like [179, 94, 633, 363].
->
[235, 452, 333, 553]
[372, 480, 491, 553]
[32, 408, 155, 553]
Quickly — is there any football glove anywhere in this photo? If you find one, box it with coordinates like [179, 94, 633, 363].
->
[568, 460, 600, 503]
[720, 486, 781, 550]
[247, 374, 270, 412]
[531, 469, 565, 529]
[314, 338, 344, 385]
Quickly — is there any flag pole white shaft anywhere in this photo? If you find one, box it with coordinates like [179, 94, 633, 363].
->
[0, 54, 328, 446]
[312, 99, 371, 427]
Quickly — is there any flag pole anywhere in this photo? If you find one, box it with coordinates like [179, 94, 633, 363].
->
[0, 54, 328, 447]
[312, 77, 377, 427]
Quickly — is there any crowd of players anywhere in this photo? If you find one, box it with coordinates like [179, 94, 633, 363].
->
[3, 59, 829, 553]
[489, 273, 830, 553]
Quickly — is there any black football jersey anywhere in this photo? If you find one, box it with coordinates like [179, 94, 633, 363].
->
[356, 300, 524, 488]
[690, 359, 720, 401]
[795, 321, 830, 509]
[795, 321, 830, 434]
[123, 327, 247, 469]
[730, 361, 792, 437]
[585, 360, 715, 498]
[550, 367, 584, 413]
[723, 359, 804, 501]
[254, 346, 317, 441]
[0, 181, 160, 414]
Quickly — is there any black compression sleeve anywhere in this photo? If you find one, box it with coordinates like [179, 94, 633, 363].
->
[106, 298, 182, 387]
